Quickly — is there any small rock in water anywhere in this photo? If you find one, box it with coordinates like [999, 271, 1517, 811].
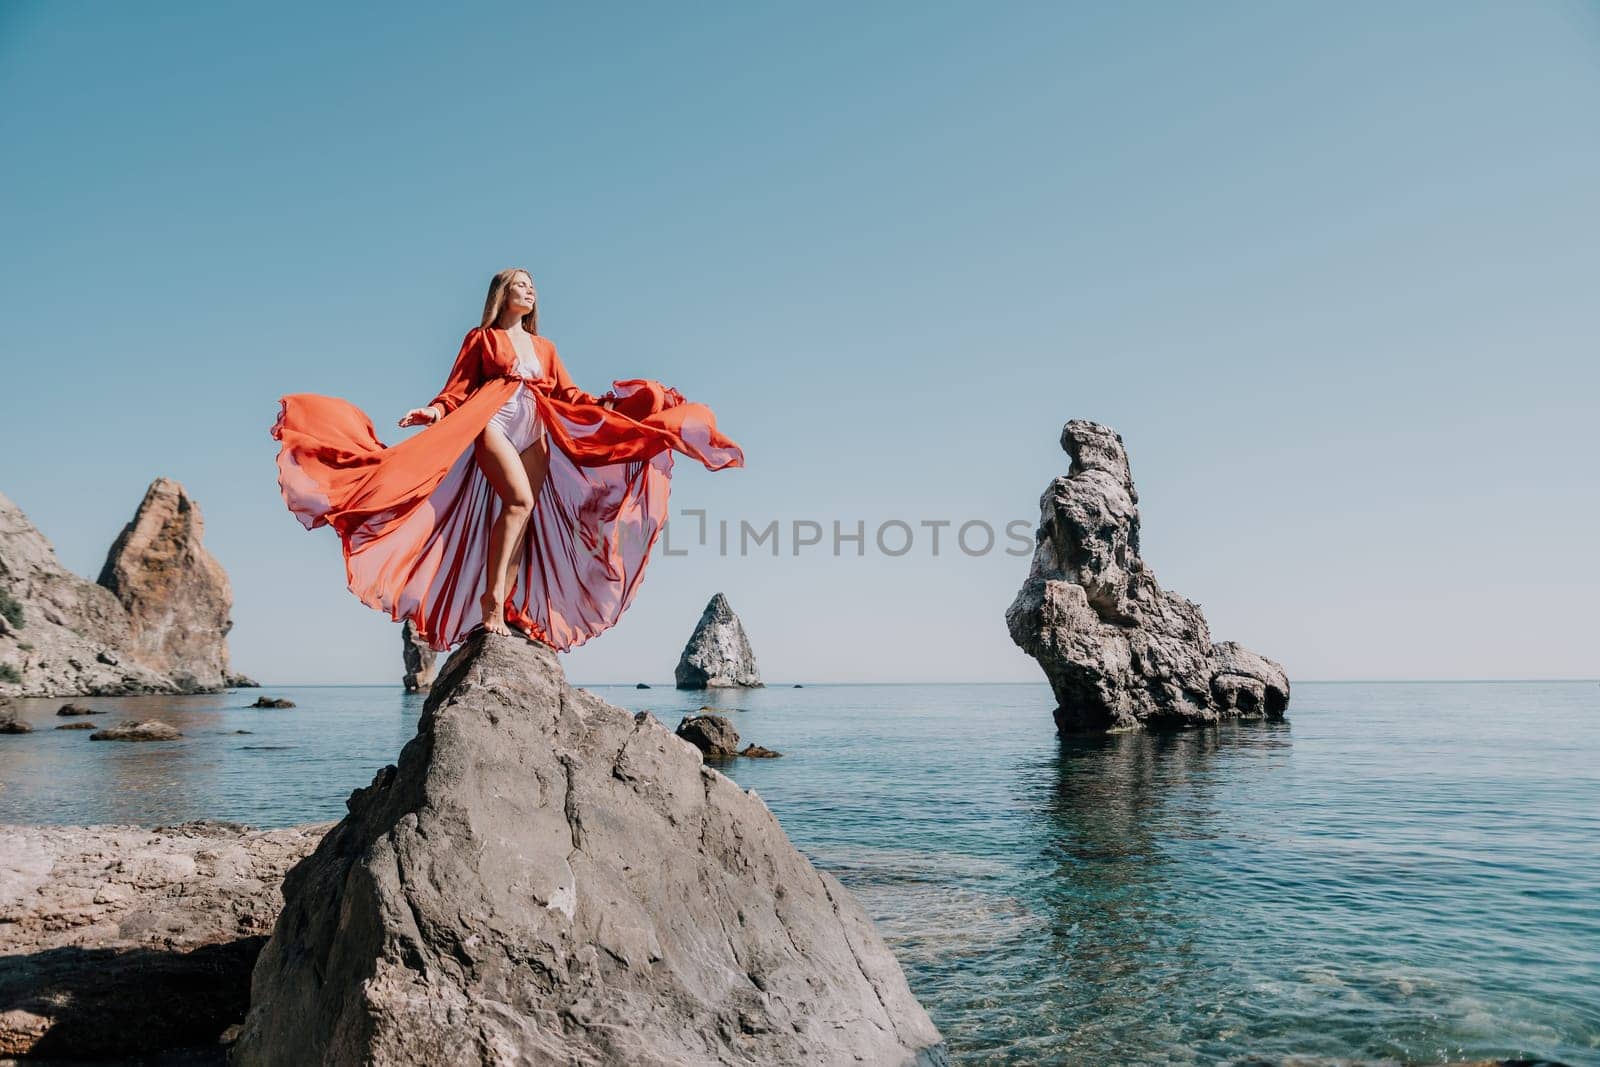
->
[90, 720, 182, 742]
[56, 703, 104, 716]
[250, 696, 296, 709]
[1, 717, 33, 734]
[56, 722, 97, 730]
[675, 712, 740, 758]
[738, 743, 783, 758]
[635, 682, 651, 688]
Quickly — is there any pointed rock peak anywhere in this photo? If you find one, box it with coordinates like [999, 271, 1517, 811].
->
[95, 477, 236, 692]
[1061, 419, 1135, 493]
[676, 592, 762, 689]
[235, 632, 943, 1065]
[1, 489, 176, 697]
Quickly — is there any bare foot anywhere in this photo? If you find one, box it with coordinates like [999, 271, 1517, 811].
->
[479, 592, 511, 637]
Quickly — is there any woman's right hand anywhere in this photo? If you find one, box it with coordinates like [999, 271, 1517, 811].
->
[398, 405, 441, 428]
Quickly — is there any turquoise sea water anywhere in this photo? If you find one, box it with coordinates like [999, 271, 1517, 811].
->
[1, 680, 1596, 1065]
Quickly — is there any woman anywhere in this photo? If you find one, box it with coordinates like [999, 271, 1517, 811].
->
[271, 268, 744, 652]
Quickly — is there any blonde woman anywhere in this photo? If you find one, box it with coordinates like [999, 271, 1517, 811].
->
[272, 268, 744, 651]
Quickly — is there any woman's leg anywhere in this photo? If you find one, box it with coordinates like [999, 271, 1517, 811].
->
[502, 433, 553, 638]
[473, 425, 535, 635]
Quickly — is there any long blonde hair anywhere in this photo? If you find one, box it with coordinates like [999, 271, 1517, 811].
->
[479, 268, 538, 334]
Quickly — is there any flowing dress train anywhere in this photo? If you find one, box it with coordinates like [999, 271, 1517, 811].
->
[270, 326, 743, 651]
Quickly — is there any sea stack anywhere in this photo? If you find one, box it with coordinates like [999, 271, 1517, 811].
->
[234, 633, 944, 1066]
[1006, 420, 1290, 733]
[97, 477, 246, 692]
[674, 592, 763, 689]
[400, 619, 436, 692]
[0, 483, 250, 697]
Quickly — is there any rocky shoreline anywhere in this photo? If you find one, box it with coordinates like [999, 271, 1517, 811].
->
[0, 820, 328, 1060]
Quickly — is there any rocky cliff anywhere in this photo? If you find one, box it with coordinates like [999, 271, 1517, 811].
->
[0, 482, 251, 697]
[675, 592, 763, 689]
[97, 478, 244, 692]
[236, 632, 943, 1066]
[1006, 420, 1290, 732]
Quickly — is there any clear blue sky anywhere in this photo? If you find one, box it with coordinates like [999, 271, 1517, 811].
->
[2, 2, 1596, 684]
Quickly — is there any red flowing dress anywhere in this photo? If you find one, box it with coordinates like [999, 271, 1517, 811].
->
[270, 326, 744, 652]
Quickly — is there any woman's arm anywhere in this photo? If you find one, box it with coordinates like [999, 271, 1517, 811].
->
[545, 338, 610, 407]
[429, 328, 487, 416]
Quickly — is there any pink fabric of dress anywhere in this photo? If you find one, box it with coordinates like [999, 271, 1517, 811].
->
[271, 327, 744, 651]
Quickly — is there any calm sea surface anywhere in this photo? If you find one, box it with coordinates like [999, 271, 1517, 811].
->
[1, 680, 1596, 1065]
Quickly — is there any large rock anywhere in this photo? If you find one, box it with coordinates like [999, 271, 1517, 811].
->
[0, 820, 328, 1059]
[0, 483, 251, 697]
[1006, 420, 1290, 733]
[235, 632, 944, 1066]
[675, 592, 763, 689]
[401, 619, 436, 692]
[96, 477, 238, 693]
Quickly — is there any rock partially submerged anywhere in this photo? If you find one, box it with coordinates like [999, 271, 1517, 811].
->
[0, 820, 328, 1059]
[400, 619, 436, 693]
[90, 720, 182, 742]
[235, 632, 943, 1066]
[0, 482, 253, 697]
[249, 696, 295, 709]
[55, 702, 103, 716]
[675, 592, 763, 689]
[674, 713, 784, 761]
[1007, 420, 1291, 733]
[675, 711, 741, 758]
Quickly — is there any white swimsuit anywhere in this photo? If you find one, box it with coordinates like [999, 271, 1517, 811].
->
[487, 340, 546, 452]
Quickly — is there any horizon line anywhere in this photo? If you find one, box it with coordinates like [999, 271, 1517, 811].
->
[230, 677, 1600, 689]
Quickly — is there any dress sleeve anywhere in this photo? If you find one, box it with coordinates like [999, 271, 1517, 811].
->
[428, 328, 486, 415]
[544, 337, 602, 406]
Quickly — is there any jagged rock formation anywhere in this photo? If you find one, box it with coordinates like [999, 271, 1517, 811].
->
[0, 482, 252, 697]
[1007, 420, 1290, 733]
[235, 633, 944, 1067]
[0, 820, 328, 1059]
[675, 592, 763, 689]
[97, 478, 247, 692]
[401, 619, 436, 692]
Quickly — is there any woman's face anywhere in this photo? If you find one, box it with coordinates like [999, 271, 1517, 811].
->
[505, 272, 537, 315]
